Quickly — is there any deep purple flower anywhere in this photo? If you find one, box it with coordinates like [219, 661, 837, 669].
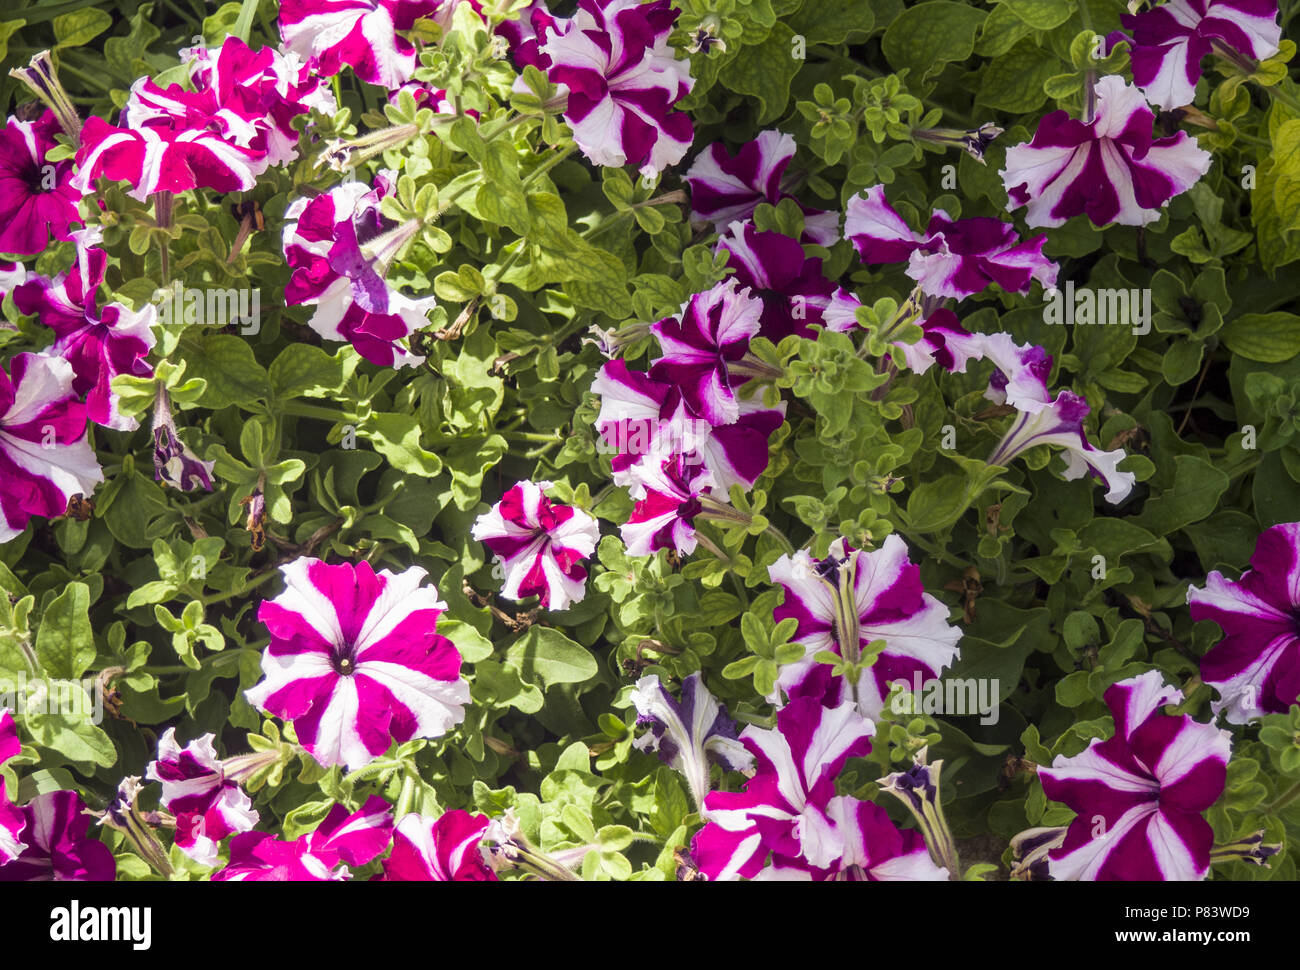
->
[845, 185, 1058, 300]
[539, 0, 694, 176]
[1039, 671, 1231, 880]
[383, 810, 497, 881]
[245, 558, 469, 770]
[1121, 0, 1281, 110]
[0, 790, 115, 881]
[767, 535, 963, 719]
[471, 480, 600, 611]
[1000, 75, 1212, 228]
[1188, 521, 1300, 723]
[683, 131, 839, 246]
[0, 109, 82, 256]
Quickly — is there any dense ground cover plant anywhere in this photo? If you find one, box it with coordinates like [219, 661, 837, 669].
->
[0, 0, 1297, 882]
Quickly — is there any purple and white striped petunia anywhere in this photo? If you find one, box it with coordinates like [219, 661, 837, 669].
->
[692, 696, 875, 880]
[683, 130, 839, 246]
[986, 389, 1136, 503]
[1000, 75, 1213, 228]
[283, 177, 434, 368]
[717, 221, 852, 342]
[539, 0, 694, 176]
[0, 353, 103, 543]
[498, 0, 559, 72]
[1120, 0, 1282, 110]
[279, 0, 445, 90]
[630, 673, 753, 809]
[890, 308, 987, 377]
[244, 558, 470, 770]
[214, 796, 393, 881]
[648, 278, 763, 426]
[1187, 521, 1300, 723]
[382, 810, 497, 881]
[1038, 670, 1231, 880]
[145, 729, 259, 867]
[754, 797, 948, 881]
[767, 535, 963, 720]
[978, 331, 1054, 414]
[14, 228, 156, 431]
[0, 710, 24, 864]
[0, 790, 116, 881]
[620, 453, 713, 557]
[0, 109, 82, 257]
[590, 358, 785, 494]
[471, 480, 600, 611]
[845, 185, 1058, 300]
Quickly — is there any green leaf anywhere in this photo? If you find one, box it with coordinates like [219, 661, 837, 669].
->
[53, 8, 112, 48]
[35, 582, 94, 680]
[788, 0, 874, 45]
[361, 413, 443, 477]
[976, 38, 1057, 112]
[997, 0, 1076, 30]
[506, 627, 599, 688]
[720, 24, 803, 125]
[1220, 312, 1300, 363]
[883, 2, 988, 82]
[269, 344, 347, 399]
[183, 335, 268, 409]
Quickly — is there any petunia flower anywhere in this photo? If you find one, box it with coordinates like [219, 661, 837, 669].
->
[13, 227, 156, 431]
[0, 109, 82, 256]
[0, 709, 25, 864]
[214, 796, 393, 881]
[145, 729, 259, 867]
[1000, 75, 1212, 228]
[497, 0, 559, 72]
[245, 558, 470, 770]
[716, 221, 852, 342]
[279, 0, 445, 90]
[630, 673, 753, 810]
[977, 331, 1054, 414]
[683, 131, 839, 246]
[590, 358, 785, 494]
[1187, 521, 1300, 723]
[382, 810, 497, 881]
[648, 278, 763, 426]
[0, 352, 103, 543]
[539, 0, 694, 176]
[471, 479, 600, 611]
[1120, 0, 1282, 110]
[753, 797, 948, 881]
[283, 177, 434, 368]
[692, 696, 875, 880]
[767, 535, 963, 720]
[845, 185, 1058, 300]
[620, 454, 714, 557]
[1038, 670, 1231, 880]
[151, 385, 214, 492]
[889, 307, 988, 377]
[0, 790, 116, 881]
[986, 388, 1136, 504]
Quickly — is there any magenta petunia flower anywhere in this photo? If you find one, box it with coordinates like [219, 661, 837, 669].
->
[1039, 671, 1231, 880]
[845, 185, 1058, 300]
[145, 729, 259, 867]
[382, 810, 497, 881]
[539, 0, 694, 176]
[13, 228, 156, 431]
[283, 178, 434, 368]
[630, 673, 753, 810]
[1188, 522, 1300, 723]
[245, 558, 470, 770]
[1000, 75, 1212, 228]
[890, 308, 988, 377]
[590, 358, 785, 494]
[471, 479, 600, 611]
[498, 0, 559, 72]
[767, 535, 963, 720]
[0, 790, 116, 881]
[620, 454, 714, 557]
[692, 696, 875, 880]
[683, 131, 839, 246]
[0, 710, 24, 864]
[754, 797, 948, 881]
[648, 279, 763, 426]
[986, 389, 1136, 503]
[978, 331, 1054, 414]
[0, 110, 82, 256]
[0, 352, 103, 543]
[214, 796, 393, 881]
[716, 221, 851, 343]
[1120, 0, 1282, 110]
[279, 0, 446, 89]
